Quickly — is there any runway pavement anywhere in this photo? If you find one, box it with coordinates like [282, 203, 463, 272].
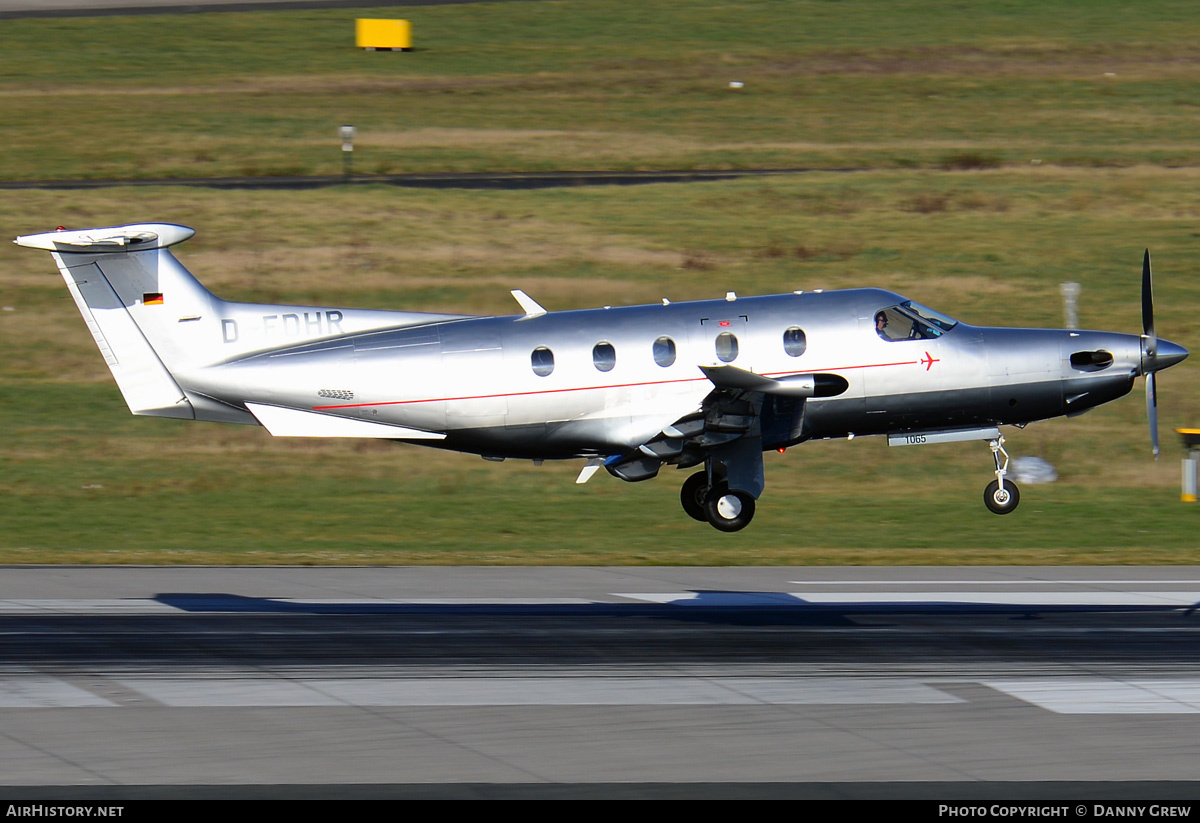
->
[12, 0, 1197, 800]
[3, 566, 1200, 799]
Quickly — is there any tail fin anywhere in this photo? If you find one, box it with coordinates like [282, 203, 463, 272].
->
[15, 223, 214, 419]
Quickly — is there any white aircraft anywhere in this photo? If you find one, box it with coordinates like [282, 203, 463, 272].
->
[16, 223, 1188, 531]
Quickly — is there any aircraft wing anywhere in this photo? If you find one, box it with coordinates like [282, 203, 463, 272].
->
[700, 364, 847, 398]
[602, 365, 795, 496]
[603, 361, 853, 491]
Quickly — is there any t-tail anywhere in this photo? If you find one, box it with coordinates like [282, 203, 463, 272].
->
[15, 223, 466, 423]
[16, 224, 217, 419]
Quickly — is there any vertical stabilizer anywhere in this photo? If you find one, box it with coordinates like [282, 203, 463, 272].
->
[15, 224, 205, 419]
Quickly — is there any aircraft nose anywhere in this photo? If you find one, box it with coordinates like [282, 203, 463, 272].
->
[1155, 338, 1189, 371]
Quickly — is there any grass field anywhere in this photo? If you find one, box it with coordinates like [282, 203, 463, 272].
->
[2, 1, 1200, 563]
[3, 1, 1200, 179]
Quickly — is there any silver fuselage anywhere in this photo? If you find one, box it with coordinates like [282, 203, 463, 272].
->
[178, 287, 1160, 459]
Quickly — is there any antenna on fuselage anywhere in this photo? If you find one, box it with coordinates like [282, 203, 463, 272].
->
[510, 289, 547, 319]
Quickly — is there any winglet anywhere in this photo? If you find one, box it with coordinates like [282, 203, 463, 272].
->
[510, 289, 547, 319]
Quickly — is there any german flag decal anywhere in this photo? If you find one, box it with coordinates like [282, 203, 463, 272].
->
[143, 293, 164, 305]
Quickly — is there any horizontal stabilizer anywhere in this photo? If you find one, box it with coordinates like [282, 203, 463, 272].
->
[246, 403, 446, 439]
[15, 224, 195, 253]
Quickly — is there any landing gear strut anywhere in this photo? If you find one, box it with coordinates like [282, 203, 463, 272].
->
[679, 471, 756, 532]
[983, 436, 1020, 514]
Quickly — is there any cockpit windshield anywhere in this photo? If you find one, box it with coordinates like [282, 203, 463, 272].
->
[874, 301, 958, 341]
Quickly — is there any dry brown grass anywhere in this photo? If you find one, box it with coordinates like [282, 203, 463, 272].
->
[763, 47, 1200, 79]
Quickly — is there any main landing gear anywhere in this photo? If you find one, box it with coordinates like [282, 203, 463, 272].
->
[680, 471, 756, 532]
[983, 436, 1020, 514]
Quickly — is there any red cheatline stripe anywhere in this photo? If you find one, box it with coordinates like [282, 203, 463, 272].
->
[762, 359, 918, 377]
[314, 375, 709, 409]
[311, 358, 922, 411]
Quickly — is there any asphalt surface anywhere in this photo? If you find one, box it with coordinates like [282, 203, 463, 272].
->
[4, 566, 1200, 799]
[0, 169, 815, 192]
[9, 0, 1200, 803]
[0, 0, 524, 19]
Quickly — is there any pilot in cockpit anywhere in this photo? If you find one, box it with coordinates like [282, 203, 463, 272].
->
[875, 310, 899, 340]
[875, 311, 887, 334]
[877, 306, 939, 341]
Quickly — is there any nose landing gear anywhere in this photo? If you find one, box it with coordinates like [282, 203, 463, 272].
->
[983, 436, 1020, 514]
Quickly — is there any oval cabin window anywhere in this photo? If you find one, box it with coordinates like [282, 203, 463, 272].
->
[530, 346, 555, 377]
[783, 327, 806, 357]
[715, 332, 738, 363]
[653, 336, 676, 368]
[592, 342, 616, 372]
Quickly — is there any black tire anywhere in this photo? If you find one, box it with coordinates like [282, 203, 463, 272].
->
[703, 486, 756, 532]
[680, 472, 709, 522]
[983, 479, 1020, 515]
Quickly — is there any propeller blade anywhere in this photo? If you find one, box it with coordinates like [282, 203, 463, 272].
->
[1147, 370, 1159, 460]
[1142, 250, 1163, 458]
[1142, 249, 1156, 368]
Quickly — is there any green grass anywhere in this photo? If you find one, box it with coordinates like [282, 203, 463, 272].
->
[4, 1, 1200, 563]
[2, 1, 1200, 180]
[0, 380, 1195, 565]
[3, 172, 1200, 563]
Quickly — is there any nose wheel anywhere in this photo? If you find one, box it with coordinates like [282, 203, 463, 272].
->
[983, 436, 1020, 515]
[984, 478, 1020, 514]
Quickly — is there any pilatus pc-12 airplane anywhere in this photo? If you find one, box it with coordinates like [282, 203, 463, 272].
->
[17, 223, 1188, 532]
